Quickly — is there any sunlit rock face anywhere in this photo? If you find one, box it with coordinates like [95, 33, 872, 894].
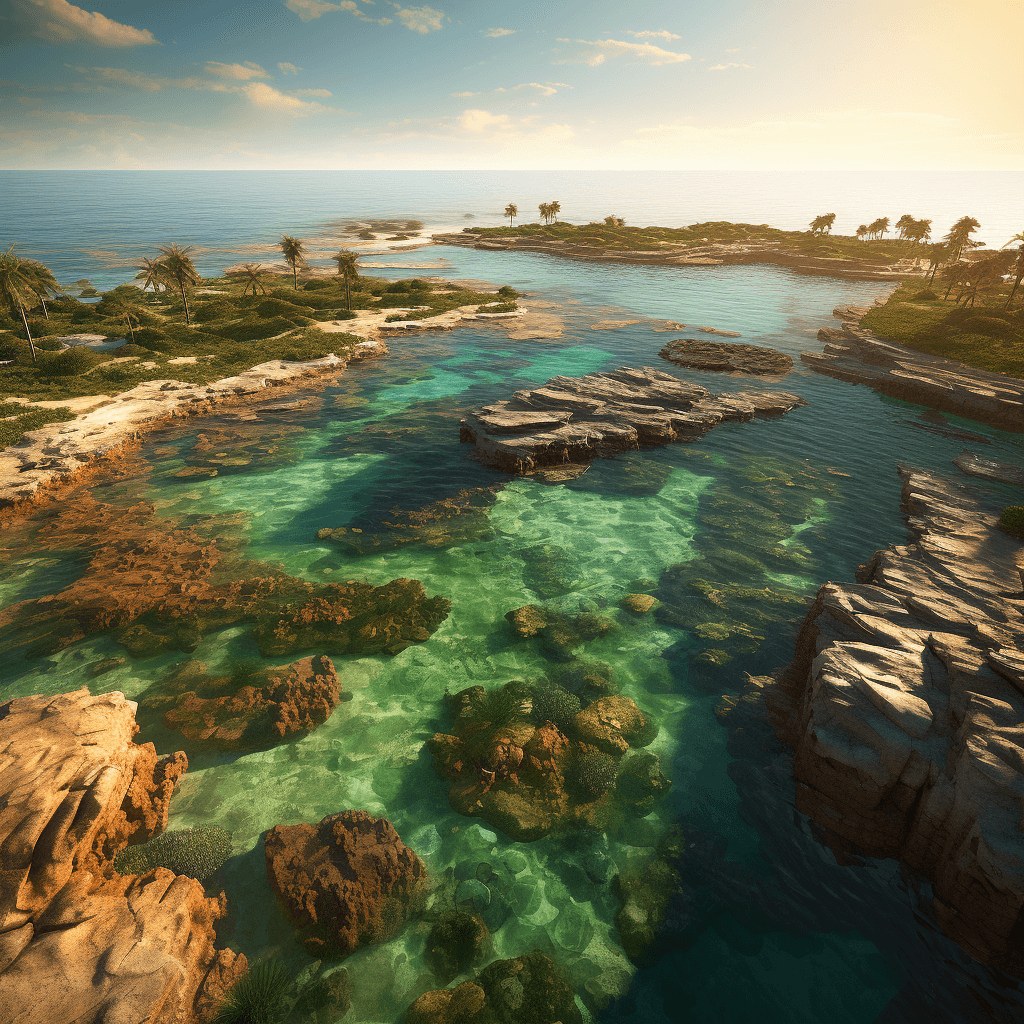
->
[769, 465, 1024, 976]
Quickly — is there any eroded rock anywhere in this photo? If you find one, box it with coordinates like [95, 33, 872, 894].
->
[659, 339, 792, 376]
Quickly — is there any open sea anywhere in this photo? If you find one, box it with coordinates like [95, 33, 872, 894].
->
[1, 169, 1023, 1023]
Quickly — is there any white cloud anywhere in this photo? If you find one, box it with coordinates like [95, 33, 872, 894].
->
[460, 109, 509, 132]
[14, 0, 158, 47]
[278, 62, 302, 75]
[547, 82, 572, 88]
[294, 88, 332, 97]
[244, 82, 326, 112]
[451, 91, 478, 97]
[626, 30, 680, 41]
[484, 27, 515, 37]
[284, 0, 390, 23]
[514, 82, 557, 97]
[203, 62, 271, 81]
[456, 108, 574, 144]
[574, 38, 691, 65]
[390, 4, 444, 33]
[709, 62, 749, 71]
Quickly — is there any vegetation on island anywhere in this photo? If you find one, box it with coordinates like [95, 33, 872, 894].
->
[0, 239, 515, 446]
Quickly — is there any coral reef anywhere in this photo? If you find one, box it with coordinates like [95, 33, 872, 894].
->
[505, 604, 614, 661]
[264, 810, 428, 959]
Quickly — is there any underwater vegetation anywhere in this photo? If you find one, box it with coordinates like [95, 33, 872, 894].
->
[114, 826, 233, 881]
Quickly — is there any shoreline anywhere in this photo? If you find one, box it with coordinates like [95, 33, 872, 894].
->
[433, 232, 929, 281]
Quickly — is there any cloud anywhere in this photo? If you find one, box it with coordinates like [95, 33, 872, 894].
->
[13, 0, 158, 47]
[483, 27, 515, 37]
[284, 0, 390, 24]
[451, 90, 478, 97]
[456, 108, 573, 144]
[390, 4, 444, 33]
[244, 82, 325, 112]
[460, 109, 509, 132]
[572, 39, 691, 65]
[626, 30, 680, 41]
[513, 82, 557, 96]
[278, 62, 302, 75]
[203, 61, 271, 81]
[294, 88, 332, 97]
[709, 62, 749, 70]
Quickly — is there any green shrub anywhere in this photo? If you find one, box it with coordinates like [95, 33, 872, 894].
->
[408, 278, 429, 290]
[303, 279, 332, 291]
[192, 300, 236, 323]
[384, 280, 411, 293]
[96, 362, 143, 384]
[209, 316, 301, 342]
[531, 683, 581, 732]
[36, 338, 63, 352]
[480, 302, 517, 313]
[213, 961, 291, 1024]
[118, 343, 153, 358]
[132, 328, 177, 353]
[0, 336, 23, 359]
[358, 229, 375, 239]
[257, 297, 314, 318]
[914, 289, 938, 300]
[113, 826, 233, 880]
[498, 285, 519, 298]
[40, 346, 98, 377]
[999, 506, 1024, 540]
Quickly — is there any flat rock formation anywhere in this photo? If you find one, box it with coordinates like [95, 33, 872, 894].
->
[435, 233, 926, 280]
[264, 810, 427, 958]
[954, 452, 1024, 487]
[767, 465, 1024, 976]
[460, 366, 806, 474]
[0, 341, 387, 509]
[0, 688, 245, 1023]
[659, 339, 793, 376]
[802, 314, 1024, 432]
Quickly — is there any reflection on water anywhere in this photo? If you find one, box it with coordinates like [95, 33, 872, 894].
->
[2, 253, 1023, 1024]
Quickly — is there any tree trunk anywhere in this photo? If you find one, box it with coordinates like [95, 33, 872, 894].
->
[292, 263, 298, 290]
[1006, 274, 1022, 309]
[345, 275, 351, 311]
[179, 280, 191, 324]
[18, 302, 37, 362]
[39, 294, 49, 320]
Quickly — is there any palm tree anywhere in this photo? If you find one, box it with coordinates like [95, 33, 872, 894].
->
[855, 224, 869, 241]
[136, 256, 167, 295]
[331, 251, 359, 310]
[23, 258, 60, 320]
[279, 235, 307, 290]
[910, 219, 932, 245]
[549, 200, 561, 223]
[1002, 231, 1024, 309]
[235, 263, 269, 297]
[943, 216, 981, 261]
[156, 243, 201, 325]
[809, 215, 826, 235]
[0, 245, 42, 362]
[895, 214, 915, 242]
[538, 202, 550, 224]
[925, 243, 945, 285]
[505, 203, 518, 227]
[107, 295, 141, 343]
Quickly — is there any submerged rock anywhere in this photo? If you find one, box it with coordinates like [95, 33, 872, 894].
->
[426, 911, 491, 983]
[767, 464, 1024, 977]
[659, 339, 792, 376]
[460, 366, 806, 474]
[264, 810, 427, 959]
[158, 654, 341, 750]
[405, 951, 582, 1024]
[953, 451, 1024, 487]
[505, 604, 614, 661]
[0, 688, 246, 1023]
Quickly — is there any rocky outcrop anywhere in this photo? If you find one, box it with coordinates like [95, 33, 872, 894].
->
[0, 688, 245, 1023]
[767, 465, 1024, 975]
[954, 452, 1024, 487]
[264, 810, 427, 958]
[802, 317, 1024, 431]
[0, 341, 388, 509]
[404, 951, 583, 1024]
[659, 339, 792, 376]
[159, 654, 341, 750]
[459, 366, 806, 474]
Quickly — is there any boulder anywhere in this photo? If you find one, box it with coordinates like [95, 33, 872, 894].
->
[621, 593, 657, 615]
[572, 696, 657, 755]
[659, 339, 792, 376]
[264, 810, 427, 958]
[0, 688, 245, 1024]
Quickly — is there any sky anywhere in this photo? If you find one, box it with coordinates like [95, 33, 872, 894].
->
[0, 0, 1021, 170]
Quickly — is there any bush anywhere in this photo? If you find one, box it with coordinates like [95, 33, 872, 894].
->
[358, 230, 375, 240]
[132, 328, 177, 353]
[914, 289, 938, 300]
[191, 300, 236, 323]
[384, 280, 411, 293]
[531, 683, 581, 732]
[999, 506, 1024, 540]
[570, 752, 618, 800]
[36, 338, 62, 352]
[213, 961, 291, 1024]
[303, 279, 332, 291]
[118, 343, 153, 358]
[96, 362, 143, 384]
[0, 336, 23, 359]
[498, 285, 519, 298]
[408, 278, 429, 290]
[113, 826, 233, 880]
[257, 297, 314, 318]
[40, 346, 98, 377]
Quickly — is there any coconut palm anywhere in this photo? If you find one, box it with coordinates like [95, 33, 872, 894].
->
[279, 235, 307, 290]
[21, 258, 61, 320]
[855, 224, 869, 241]
[538, 202, 550, 224]
[235, 263, 269, 298]
[0, 245, 42, 361]
[910, 219, 932, 245]
[504, 203, 518, 227]
[549, 200, 561, 223]
[895, 214, 915, 242]
[136, 256, 167, 295]
[867, 217, 890, 240]
[1002, 231, 1024, 309]
[943, 216, 981, 261]
[331, 251, 359, 310]
[925, 243, 945, 285]
[155, 243, 201, 324]
[107, 295, 141, 343]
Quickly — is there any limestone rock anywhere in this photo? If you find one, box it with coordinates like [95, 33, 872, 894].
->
[0, 688, 244, 1024]
[572, 696, 657, 755]
[161, 654, 341, 750]
[659, 339, 792, 376]
[769, 465, 1024, 976]
[264, 810, 427, 958]
[460, 366, 806, 474]
[621, 593, 657, 614]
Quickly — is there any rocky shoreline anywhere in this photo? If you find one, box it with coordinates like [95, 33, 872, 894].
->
[803, 307, 1024, 432]
[759, 465, 1024, 976]
[434, 232, 927, 281]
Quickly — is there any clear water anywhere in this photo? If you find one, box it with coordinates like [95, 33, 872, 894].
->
[3, 240, 1024, 1022]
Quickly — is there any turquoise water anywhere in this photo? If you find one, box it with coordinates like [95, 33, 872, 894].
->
[2, 246, 1023, 1023]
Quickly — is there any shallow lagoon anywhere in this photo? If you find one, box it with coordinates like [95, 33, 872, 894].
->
[2, 250, 1023, 1023]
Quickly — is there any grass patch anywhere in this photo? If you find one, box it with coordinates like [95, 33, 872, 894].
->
[861, 284, 1024, 377]
[0, 404, 75, 448]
